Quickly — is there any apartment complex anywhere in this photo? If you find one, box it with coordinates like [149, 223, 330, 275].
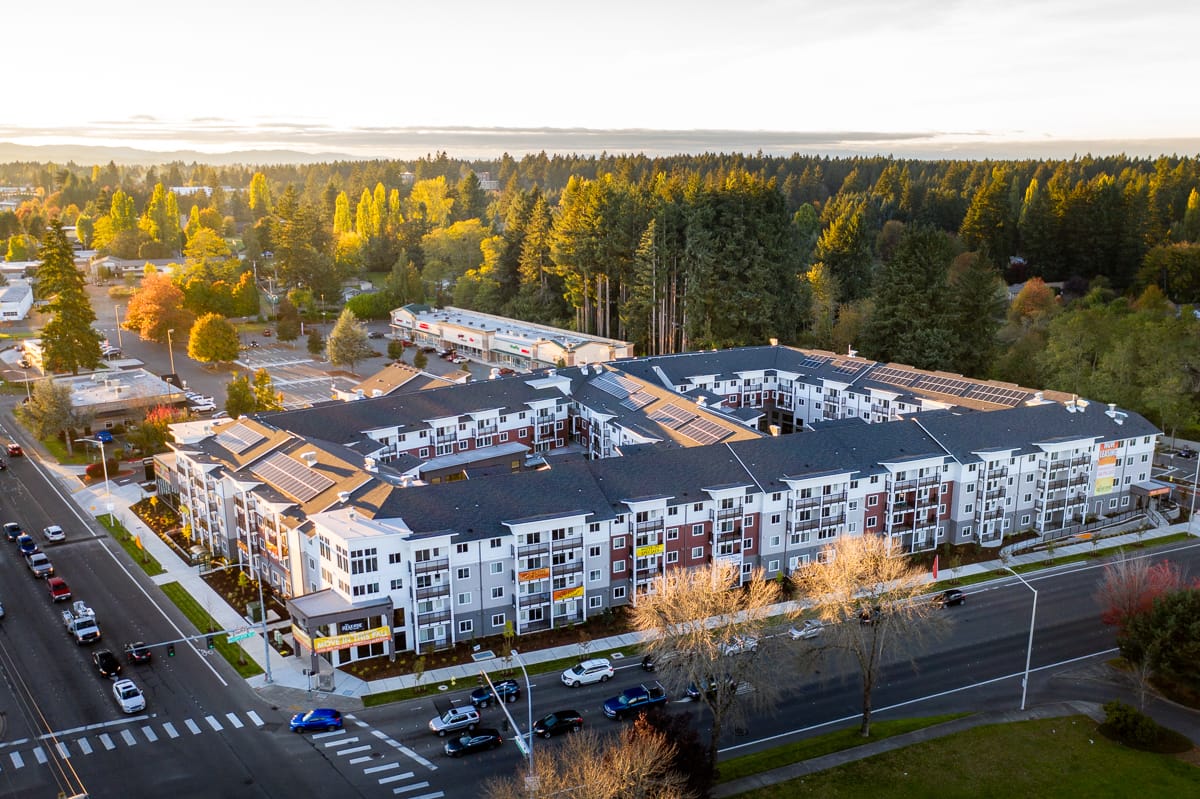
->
[160, 346, 1159, 667]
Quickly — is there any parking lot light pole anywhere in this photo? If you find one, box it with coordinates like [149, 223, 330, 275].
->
[76, 437, 112, 518]
[166, 328, 177, 375]
[1002, 565, 1037, 711]
[1188, 454, 1200, 536]
[114, 305, 123, 349]
[511, 649, 535, 790]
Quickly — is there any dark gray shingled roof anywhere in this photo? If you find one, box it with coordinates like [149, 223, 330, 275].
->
[913, 401, 1160, 463]
[587, 443, 757, 507]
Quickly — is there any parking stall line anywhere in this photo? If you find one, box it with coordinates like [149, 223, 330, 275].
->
[77, 738, 93, 755]
[99, 734, 116, 750]
[225, 713, 244, 729]
[312, 729, 345, 740]
[33, 747, 47, 764]
[325, 737, 359, 749]
[378, 772, 414, 785]
[185, 719, 202, 735]
[404, 793, 445, 799]
[163, 722, 180, 739]
[340, 745, 371, 756]
[55, 742, 70, 759]
[348, 755, 373, 764]
[120, 730, 137, 747]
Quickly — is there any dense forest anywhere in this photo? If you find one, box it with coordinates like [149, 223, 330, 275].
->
[2, 151, 1199, 435]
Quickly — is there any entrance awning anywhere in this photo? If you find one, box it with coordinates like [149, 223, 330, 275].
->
[1131, 480, 1173, 497]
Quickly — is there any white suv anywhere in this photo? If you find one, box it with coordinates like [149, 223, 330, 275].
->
[43, 525, 66, 543]
[428, 705, 480, 737]
[561, 658, 614, 687]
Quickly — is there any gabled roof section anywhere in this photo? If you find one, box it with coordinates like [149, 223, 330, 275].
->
[587, 444, 757, 509]
[242, 438, 375, 515]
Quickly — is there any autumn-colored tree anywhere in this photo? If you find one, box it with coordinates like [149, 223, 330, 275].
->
[631, 561, 785, 778]
[124, 270, 193, 343]
[795, 534, 941, 737]
[1095, 556, 1186, 631]
[1008, 276, 1058, 328]
[126, 405, 189, 455]
[188, 313, 239, 364]
[252, 368, 283, 411]
[224, 374, 257, 418]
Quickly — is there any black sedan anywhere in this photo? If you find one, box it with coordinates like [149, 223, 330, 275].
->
[470, 679, 520, 708]
[125, 642, 153, 663]
[443, 728, 503, 757]
[533, 710, 583, 739]
[93, 650, 122, 679]
[3, 522, 21, 542]
[932, 589, 966, 607]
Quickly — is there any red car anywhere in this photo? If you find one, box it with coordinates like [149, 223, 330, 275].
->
[7, 443, 23, 457]
[47, 577, 72, 602]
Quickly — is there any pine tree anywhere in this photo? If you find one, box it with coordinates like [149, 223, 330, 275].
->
[326, 308, 374, 372]
[224, 374, 257, 418]
[37, 219, 101, 374]
[948, 256, 1006, 376]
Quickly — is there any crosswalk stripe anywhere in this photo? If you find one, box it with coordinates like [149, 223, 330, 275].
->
[10, 752, 22, 768]
[348, 755, 373, 764]
[378, 772, 414, 785]
[324, 737, 358, 749]
[205, 716, 223, 732]
[312, 729, 345, 740]
[99, 734, 116, 751]
[405, 793, 445, 799]
[33, 747, 47, 764]
[143, 727, 158, 743]
[55, 742, 70, 759]
[225, 713, 244, 729]
[185, 719, 202, 735]
[391, 783, 430, 795]
[246, 711, 264, 727]
[364, 762, 400, 775]
[340, 745, 371, 756]
[120, 730, 137, 747]
[77, 738, 93, 755]
[163, 723, 179, 739]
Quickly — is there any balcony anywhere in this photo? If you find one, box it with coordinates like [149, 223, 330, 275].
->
[414, 557, 450, 575]
[711, 507, 744, 523]
[476, 422, 498, 436]
[416, 610, 451, 626]
[551, 560, 584, 576]
[435, 431, 456, 445]
[789, 516, 821, 532]
[518, 541, 551, 558]
[416, 584, 450, 600]
[551, 535, 584, 551]
[632, 518, 665, 534]
[519, 591, 551, 608]
[983, 487, 1006, 501]
[820, 491, 848, 505]
[790, 495, 822, 510]
[713, 525, 742, 542]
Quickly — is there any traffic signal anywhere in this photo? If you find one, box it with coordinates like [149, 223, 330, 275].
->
[206, 635, 215, 650]
[167, 643, 176, 657]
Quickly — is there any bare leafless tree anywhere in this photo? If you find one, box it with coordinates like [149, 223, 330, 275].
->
[630, 561, 787, 778]
[483, 724, 694, 799]
[794, 534, 941, 737]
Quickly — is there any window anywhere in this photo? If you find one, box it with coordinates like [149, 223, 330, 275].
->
[490, 537, 503, 548]
[458, 620, 472, 634]
[1121, 496, 1130, 507]
[666, 551, 678, 564]
[613, 561, 626, 573]
[351, 583, 379, 596]
[491, 613, 505, 627]
[457, 592, 471, 605]
[668, 506, 679, 516]
[613, 537, 626, 550]
[667, 528, 679, 540]
[390, 578, 403, 590]
[419, 448, 429, 458]
[867, 496, 878, 507]
[589, 569, 602, 582]
[769, 535, 780, 547]
[612, 586, 626, 600]
[456, 567, 470, 580]
[768, 559, 780, 572]
[1109, 498, 1118, 509]
[771, 513, 781, 525]
[848, 501, 858, 511]
[490, 562, 504, 575]
[456, 544, 469, 554]
[588, 545, 601, 558]
[772, 492, 782, 501]
[500, 432, 509, 442]
[743, 537, 753, 550]
[1020, 514, 1031, 526]
[963, 526, 972, 537]
[866, 516, 876, 527]
[491, 586, 504, 599]
[691, 546, 704, 558]
[589, 595, 602, 609]
[743, 515, 753, 527]
[388, 552, 402, 564]
[692, 524, 704, 536]
[964, 504, 973, 514]
[1023, 493, 1032, 503]
[589, 523, 601, 533]
[349, 548, 378, 575]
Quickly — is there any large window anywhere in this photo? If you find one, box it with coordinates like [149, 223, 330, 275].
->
[350, 548, 377, 575]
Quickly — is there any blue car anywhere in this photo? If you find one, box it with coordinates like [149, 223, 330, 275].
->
[470, 679, 520, 708]
[17, 534, 38, 556]
[289, 708, 343, 733]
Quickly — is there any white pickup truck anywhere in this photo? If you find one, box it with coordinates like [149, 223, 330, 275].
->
[62, 601, 102, 645]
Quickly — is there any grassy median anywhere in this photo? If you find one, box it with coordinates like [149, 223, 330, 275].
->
[160, 581, 264, 678]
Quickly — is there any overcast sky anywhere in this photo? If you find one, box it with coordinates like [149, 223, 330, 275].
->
[6, 0, 1198, 159]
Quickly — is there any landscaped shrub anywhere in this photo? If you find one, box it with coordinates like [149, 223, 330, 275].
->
[85, 459, 120, 479]
[1100, 700, 1193, 753]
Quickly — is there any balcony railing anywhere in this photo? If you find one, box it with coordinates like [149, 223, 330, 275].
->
[518, 541, 551, 558]
[414, 557, 450, 574]
[551, 560, 584, 576]
[519, 591, 551, 608]
[476, 422, 498, 436]
[416, 584, 450, 600]
[552, 535, 584, 551]
[632, 518, 665, 534]
[416, 610, 451, 626]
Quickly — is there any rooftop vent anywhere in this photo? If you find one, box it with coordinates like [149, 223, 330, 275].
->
[337, 491, 351, 503]
[300, 451, 318, 467]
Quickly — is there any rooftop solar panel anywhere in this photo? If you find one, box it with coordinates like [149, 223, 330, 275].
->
[650, 404, 695, 430]
[591, 372, 631, 398]
[678, 418, 732, 445]
[620, 391, 655, 410]
[215, 423, 266, 455]
[252, 451, 334, 502]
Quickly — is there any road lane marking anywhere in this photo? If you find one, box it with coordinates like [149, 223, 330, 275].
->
[9, 752, 22, 768]
[378, 772, 415, 784]
[185, 719, 202, 735]
[55, 742, 70, 759]
[371, 730, 389, 740]
[364, 763, 400, 775]
[225, 713, 244, 729]
[77, 738, 93, 755]
[163, 722, 179, 739]
[246, 711, 264, 726]
[143, 727, 159, 742]
[392, 783, 430, 794]
[205, 716, 223, 732]
[349, 755, 374, 764]
[340, 745, 371, 756]
[120, 730, 137, 746]
[325, 737, 359, 749]
[99, 734, 115, 750]
[0, 715, 152, 750]
[33, 747, 47, 764]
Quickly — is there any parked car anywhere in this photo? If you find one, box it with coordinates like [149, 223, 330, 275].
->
[1177, 448, 1196, 459]
[42, 525, 66, 543]
[470, 679, 520, 708]
[112, 679, 146, 713]
[428, 704, 480, 737]
[451, 355, 469, 364]
[932, 589, 966, 607]
[561, 658, 614, 687]
[92, 649, 122, 679]
[443, 728, 503, 757]
[533, 710, 584, 739]
[367, 331, 384, 339]
[497, 367, 516, 376]
[46, 576, 71, 601]
[686, 675, 737, 701]
[125, 642, 153, 663]
[4, 522, 22, 542]
[722, 635, 758, 656]
[262, 328, 273, 337]
[289, 708, 343, 733]
[789, 619, 825, 640]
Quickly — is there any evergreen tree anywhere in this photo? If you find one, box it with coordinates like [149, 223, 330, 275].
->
[455, 171, 488, 222]
[815, 198, 874, 302]
[307, 327, 325, 357]
[275, 296, 301, 342]
[326, 308, 375, 372]
[948, 256, 1006, 376]
[224, 374, 257, 418]
[36, 220, 101, 374]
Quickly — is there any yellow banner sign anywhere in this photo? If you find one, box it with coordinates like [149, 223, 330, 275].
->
[519, 567, 550, 582]
[291, 625, 312, 650]
[553, 585, 584, 601]
[312, 625, 391, 653]
[635, 543, 664, 558]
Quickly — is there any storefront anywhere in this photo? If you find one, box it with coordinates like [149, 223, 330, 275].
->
[287, 590, 394, 674]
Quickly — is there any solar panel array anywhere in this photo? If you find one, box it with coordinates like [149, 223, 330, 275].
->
[590, 372, 629, 398]
[620, 391, 655, 410]
[678, 417, 731, 445]
[830, 358, 866, 374]
[798, 355, 828, 370]
[868, 366, 1030, 408]
[252, 451, 334, 502]
[650, 404, 696, 429]
[215, 424, 265, 455]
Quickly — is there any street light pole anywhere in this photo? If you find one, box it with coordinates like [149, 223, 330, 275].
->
[77, 437, 112, 519]
[165, 328, 177, 375]
[253, 538, 273, 684]
[511, 649, 534, 791]
[1003, 566, 1038, 711]
[20, 370, 30, 402]
[114, 305, 124, 349]
[1188, 454, 1200, 536]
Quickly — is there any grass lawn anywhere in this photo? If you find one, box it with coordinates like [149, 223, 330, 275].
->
[717, 714, 967, 783]
[733, 716, 1199, 799]
[97, 514, 164, 576]
[39, 436, 92, 465]
[160, 581, 264, 679]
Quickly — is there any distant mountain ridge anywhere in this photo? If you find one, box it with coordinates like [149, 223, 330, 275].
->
[0, 142, 360, 166]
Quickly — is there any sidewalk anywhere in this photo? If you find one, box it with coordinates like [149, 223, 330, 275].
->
[51, 450, 1198, 708]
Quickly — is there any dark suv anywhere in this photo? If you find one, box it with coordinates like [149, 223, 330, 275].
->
[533, 710, 584, 739]
[470, 679, 520, 708]
[932, 589, 965, 607]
